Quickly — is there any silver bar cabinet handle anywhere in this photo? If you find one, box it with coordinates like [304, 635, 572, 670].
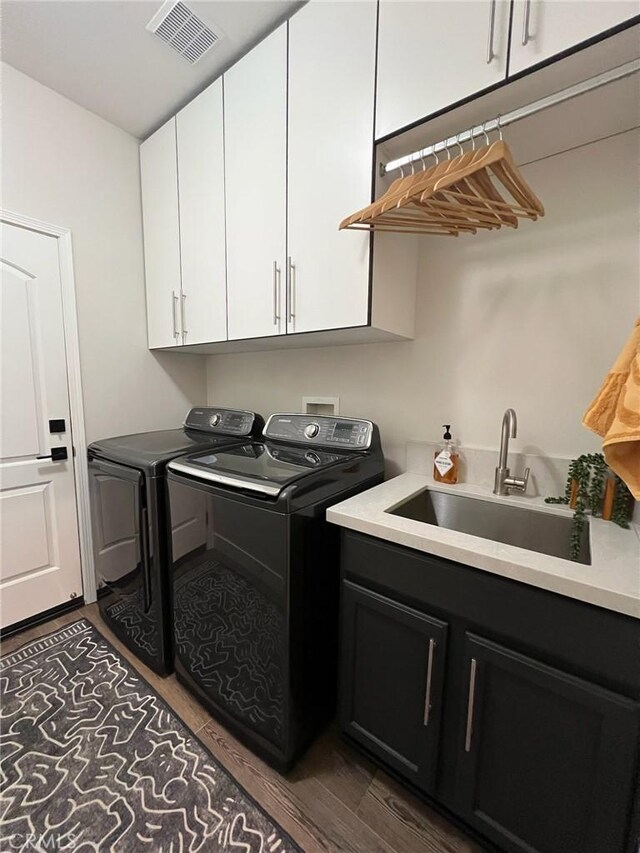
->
[273, 261, 280, 325]
[287, 256, 295, 323]
[465, 658, 478, 752]
[486, 0, 497, 63]
[172, 291, 179, 340]
[423, 638, 436, 726]
[522, 0, 531, 45]
[180, 292, 187, 342]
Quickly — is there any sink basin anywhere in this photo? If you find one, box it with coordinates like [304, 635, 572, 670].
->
[387, 489, 591, 565]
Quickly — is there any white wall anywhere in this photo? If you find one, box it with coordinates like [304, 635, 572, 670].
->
[206, 130, 639, 476]
[1, 63, 206, 442]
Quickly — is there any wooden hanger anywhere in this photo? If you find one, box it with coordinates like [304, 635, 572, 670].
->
[340, 123, 545, 235]
[392, 130, 517, 227]
[372, 144, 493, 232]
[339, 174, 406, 229]
[376, 151, 456, 215]
[340, 152, 440, 229]
[343, 138, 469, 228]
[346, 133, 492, 229]
[429, 140, 544, 216]
[375, 132, 509, 229]
[340, 150, 446, 229]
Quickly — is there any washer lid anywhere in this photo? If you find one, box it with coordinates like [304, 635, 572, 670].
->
[168, 442, 351, 496]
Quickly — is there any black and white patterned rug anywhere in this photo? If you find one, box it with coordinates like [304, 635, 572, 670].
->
[0, 619, 303, 852]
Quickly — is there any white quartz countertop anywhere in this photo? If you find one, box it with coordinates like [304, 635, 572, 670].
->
[327, 473, 640, 619]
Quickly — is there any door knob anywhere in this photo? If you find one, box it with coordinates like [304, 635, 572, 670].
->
[37, 447, 68, 461]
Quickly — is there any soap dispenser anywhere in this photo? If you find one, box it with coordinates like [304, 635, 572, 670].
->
[433, 424, 459, 484]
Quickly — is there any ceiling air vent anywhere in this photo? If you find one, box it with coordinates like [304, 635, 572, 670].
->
[146, 0, 223, 64]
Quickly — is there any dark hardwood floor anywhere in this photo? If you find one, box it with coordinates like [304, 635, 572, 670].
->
[1, 604, 484, 853]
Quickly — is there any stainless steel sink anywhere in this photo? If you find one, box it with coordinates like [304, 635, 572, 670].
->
[387, 489, 591, 565]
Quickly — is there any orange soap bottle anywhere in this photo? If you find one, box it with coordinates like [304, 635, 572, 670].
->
[433, 424, 459, 484]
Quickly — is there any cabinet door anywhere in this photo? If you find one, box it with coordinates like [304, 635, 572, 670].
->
[459, 634, 640, 853]
[225, 26, 287, 341]
[176, 79, 227, 345]
[375, 1, 510, 140]
[340, 582, 447, 794]
[287, 1, 376, 334]
[510, 1, 640, 76]
[140, 118, 182, 348]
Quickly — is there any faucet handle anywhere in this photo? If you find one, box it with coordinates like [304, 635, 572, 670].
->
[505, 467, 530, 493]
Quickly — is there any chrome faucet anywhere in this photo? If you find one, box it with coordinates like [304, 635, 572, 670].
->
[493, 408, 530, 496]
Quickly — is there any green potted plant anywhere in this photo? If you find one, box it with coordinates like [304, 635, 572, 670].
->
[545, 453, 634, 560]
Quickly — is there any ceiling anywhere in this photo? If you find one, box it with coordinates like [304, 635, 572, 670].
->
[1, 0, 304, 139]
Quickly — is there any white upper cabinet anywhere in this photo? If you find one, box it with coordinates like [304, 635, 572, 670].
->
[287, 0, 377, 334]
[225, 26, 287, 341]
[375, 1, 510, 140]
[176, 79, 227, 345]
[510, 1, 640, 75]
[140, 118, 182, 348]
[140, 0, 638, 352]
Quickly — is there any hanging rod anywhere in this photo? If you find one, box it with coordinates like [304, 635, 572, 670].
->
[381, 59, 640, 177]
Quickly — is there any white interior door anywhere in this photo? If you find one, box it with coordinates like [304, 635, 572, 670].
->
[0, 223, 82, 628]
[225, 25, 287, 340]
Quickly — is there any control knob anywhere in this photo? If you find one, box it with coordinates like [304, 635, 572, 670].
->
[304, 422, 320, 439]
[209, 413, 222, 427]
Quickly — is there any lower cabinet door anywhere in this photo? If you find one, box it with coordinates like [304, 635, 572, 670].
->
[339, 581, 447, 793]
[458, 633, 640, 853]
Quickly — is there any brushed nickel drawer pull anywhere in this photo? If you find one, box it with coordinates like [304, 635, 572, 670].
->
[465, 657, 478, 752]
[522, 0, 531, 45]
[423, 637, 436, 726]
[287, 256, 295, 323]
[273, 261, 280, 325]
[172, 291, 179, 340]
[486, 0, 497, 63]
[180, 292, 187, 343]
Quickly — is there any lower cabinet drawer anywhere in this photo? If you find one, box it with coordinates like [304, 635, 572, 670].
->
[339, 581, 447, 794]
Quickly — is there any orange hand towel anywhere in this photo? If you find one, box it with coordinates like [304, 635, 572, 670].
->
[583, 318, 640, 499]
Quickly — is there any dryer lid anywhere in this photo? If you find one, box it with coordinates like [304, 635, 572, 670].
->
[88, 429, 237, 470]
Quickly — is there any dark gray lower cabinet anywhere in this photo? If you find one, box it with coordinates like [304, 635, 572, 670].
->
[459, 634, 640, 853]
[339, 531, 640, 853]
[340, 581, 447, 793]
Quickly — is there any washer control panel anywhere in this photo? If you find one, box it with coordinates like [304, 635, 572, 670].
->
[265, 414, 373, 450]
[184, 407, 259, 436]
